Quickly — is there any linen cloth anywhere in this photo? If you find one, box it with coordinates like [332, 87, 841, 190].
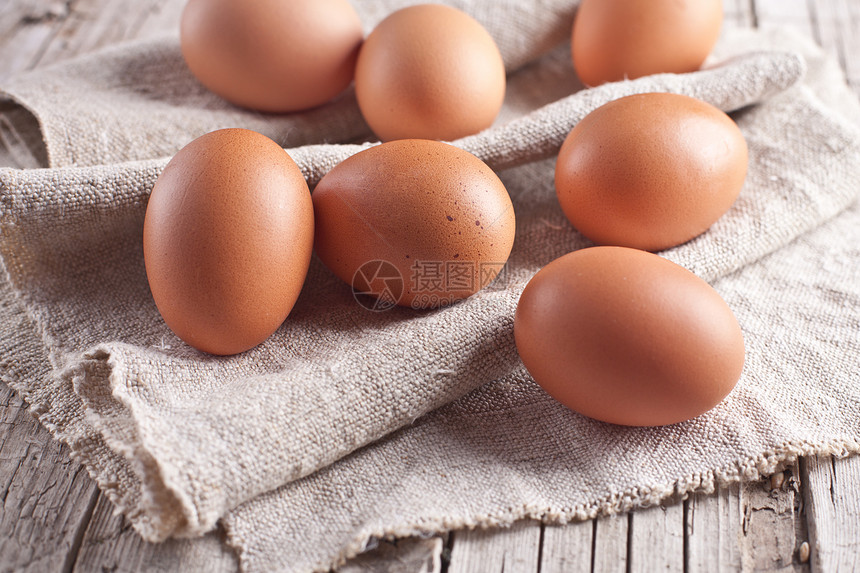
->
[0, 1, 859, 571]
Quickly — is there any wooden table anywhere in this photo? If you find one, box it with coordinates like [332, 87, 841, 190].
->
[1, 1, 858, 571]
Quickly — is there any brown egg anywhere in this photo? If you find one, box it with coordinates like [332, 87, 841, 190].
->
[354, 4, 506, 142]
[572, 0, 723, 86]
[180, 0, 363, 112]
[514, 247, 745, 427]
[555, 93, 748, 252]
[313, 139, 515, 309]
[143, 129, 314, 355]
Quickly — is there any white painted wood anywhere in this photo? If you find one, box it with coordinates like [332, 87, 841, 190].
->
[447, 520, 541, 573]
[687, 483, 743, 572]
[540, 520, 592, 573]
[802, 455, 860, 573]
[592, 514, 627, 573]
[628, 501, 684, 572]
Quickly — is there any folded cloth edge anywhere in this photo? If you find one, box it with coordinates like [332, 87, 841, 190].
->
[241, 437, 860, 573]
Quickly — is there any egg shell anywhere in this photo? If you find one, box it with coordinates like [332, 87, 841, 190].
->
[355, 4, 506, 142]
[180, 0, 363, 112]
[143, 128, 314, 355]
[312, 139, 515, 309]
[514, 246, 745, 427]
[572, 0, 723, 86]
[554, 92, 748, 252]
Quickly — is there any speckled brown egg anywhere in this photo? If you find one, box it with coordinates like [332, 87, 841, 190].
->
[514, 246, 745, 427]
[555, 93, 748, 252]
[312, 139, 515, 309]
[572, 0, 723, 86]
[354, 4, 506, 142]
[143, 128, 314, 355]
[181, 0, 363, 112]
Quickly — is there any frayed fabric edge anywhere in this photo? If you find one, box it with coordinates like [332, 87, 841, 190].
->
[277, 438, 860, 573]
[0, 252, 196, 543]
[74, 346, 199, 542]
[0, 280, 198, 543]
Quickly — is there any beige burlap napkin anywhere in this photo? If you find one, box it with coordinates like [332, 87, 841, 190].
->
[1, 1, 859, 570]
[0, 0, 578, 171]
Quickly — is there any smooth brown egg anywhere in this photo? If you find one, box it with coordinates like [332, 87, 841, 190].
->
[555, 93, 748, 252]
[354, 4, 506, 142]
[180, 0, 363, 112]
[514, 247, 745, 427]
[572, 0, 723, 86]
[143, 129, 314, 355]
[313, 139, 515, 309]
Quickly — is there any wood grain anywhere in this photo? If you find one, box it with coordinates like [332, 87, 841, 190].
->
[753, 0, 817, 37]
[629, 500, 684, 572]
[741, 466, 809, 572]
[0, 0, 69, 82]
[802, 455, 860, 572]
[687, 483, 744, 571]
[591, 514, 627, 573]
[447, 520, 541, 573]
[540, 521, 592, 573]
[723, 0, 756, 28]
[35, 0, 183, 70]
[810, 0, 860, 95]
[71, 495, 238, 573]
[337, 537, 443, 573]
[0, 385, 99, 573]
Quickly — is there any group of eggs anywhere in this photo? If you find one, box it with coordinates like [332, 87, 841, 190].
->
[144, 0, 745, 426]
[180, 0, 505, 141]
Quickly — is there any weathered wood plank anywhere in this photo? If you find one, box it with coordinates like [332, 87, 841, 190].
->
[808, 0, 845, 63]
[0, 0, 69, 82]
[0, 0, 185, 84]
[752, 0, 817, 38]
[540, 520, 592, 573]
[336, 537, 443, 573]
[810, 0, 860, 95]
[72, 494, 238, 573]
[35, 0, 183, 70]
[801, 455, 860, 573]
[128, 0, 185, 39]
[687, 483, 744, 572]
[447, 520, 541, 573]
[740, 466, 809, 572]
[628, 500, 685, 572]
[723, 0, 756, 28]
[0, 383, 100, 573]
[592, 514, 627, 573]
